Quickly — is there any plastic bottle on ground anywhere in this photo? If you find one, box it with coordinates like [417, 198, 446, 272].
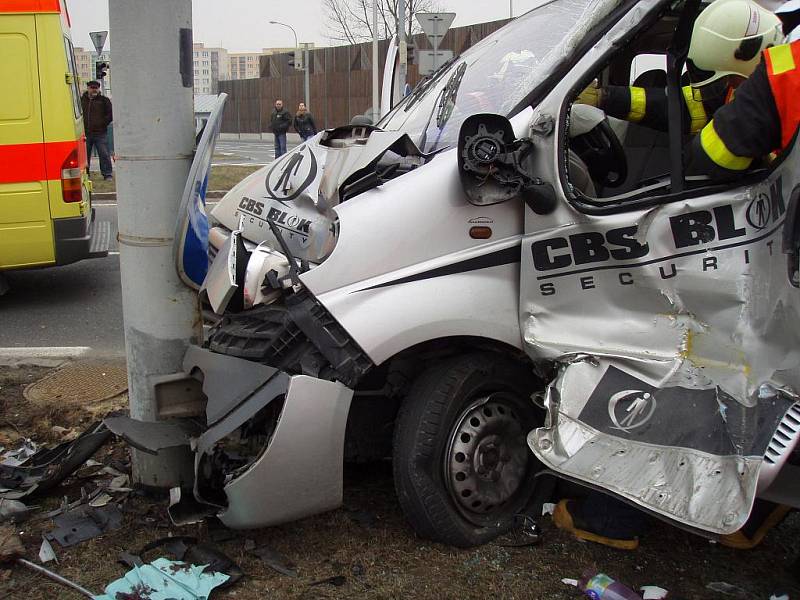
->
[578, 571, 644, 600]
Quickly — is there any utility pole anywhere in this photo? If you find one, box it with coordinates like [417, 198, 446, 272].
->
[372, 0, 379, 121]
[397, 0, 407, 101]
[109, 0, 198, 487]
[510, 0, 513, 18]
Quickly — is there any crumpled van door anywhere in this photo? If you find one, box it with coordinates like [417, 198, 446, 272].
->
[0, 14, 53, 268]
[520, 151, 800, 534]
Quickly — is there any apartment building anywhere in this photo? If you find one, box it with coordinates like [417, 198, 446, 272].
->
[228, 46, 307, 80]
[193, 43, 229, 94]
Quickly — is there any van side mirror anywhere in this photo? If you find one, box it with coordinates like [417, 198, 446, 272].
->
[457, 113, 556, 214]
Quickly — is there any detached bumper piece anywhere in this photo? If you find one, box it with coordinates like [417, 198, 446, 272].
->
[104, 346, 353, 529]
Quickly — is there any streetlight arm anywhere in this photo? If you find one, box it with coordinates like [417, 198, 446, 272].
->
[268, 20, 298, 48]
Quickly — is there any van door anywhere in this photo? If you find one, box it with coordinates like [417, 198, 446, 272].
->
[519, 2, 800, 536]
[0, 14, 53, 268]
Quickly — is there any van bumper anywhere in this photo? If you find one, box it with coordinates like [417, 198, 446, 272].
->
[54, 212, 111, 265]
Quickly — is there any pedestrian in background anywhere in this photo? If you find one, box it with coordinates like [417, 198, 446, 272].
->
[81, 81, 113, 180]
[270, 99, 291, 158]
[293, 102, 318, 142]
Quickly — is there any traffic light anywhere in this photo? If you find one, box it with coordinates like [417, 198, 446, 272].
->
[95, 61, 109, 79]
[287, 50, 303, 71]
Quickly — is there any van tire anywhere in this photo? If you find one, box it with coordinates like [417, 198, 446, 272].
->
[393, 353, 542, 547]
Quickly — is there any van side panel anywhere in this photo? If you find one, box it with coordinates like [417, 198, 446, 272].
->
[0, 14, 54, 268]
[37, 12, 88, 222]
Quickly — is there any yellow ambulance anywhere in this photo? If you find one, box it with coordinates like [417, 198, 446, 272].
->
[0, 0, 108, 273]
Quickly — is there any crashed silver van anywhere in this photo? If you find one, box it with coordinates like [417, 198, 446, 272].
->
[113, 0, 800, 547]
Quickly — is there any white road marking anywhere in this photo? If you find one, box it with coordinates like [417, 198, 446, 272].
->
[0, 346, 92, 359]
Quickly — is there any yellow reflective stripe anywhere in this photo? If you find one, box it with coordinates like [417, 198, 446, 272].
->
[682, 86, 708, 134]
[767, 44, 796, 76]
[700, 121, 753, 171]
[627, 87, 646, 122]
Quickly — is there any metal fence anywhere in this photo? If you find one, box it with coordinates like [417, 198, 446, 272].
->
[218, 17, 510, 134]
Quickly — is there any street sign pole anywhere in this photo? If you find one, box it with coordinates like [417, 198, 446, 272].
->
[372, 0, 379, 121]
[303, 43, 311, 111]
[397, 0, 407, 101]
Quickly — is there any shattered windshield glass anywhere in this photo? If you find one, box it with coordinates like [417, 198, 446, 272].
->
[379, 0, 623, 153]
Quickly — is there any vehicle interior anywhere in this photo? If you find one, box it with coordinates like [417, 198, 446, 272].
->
[565, 3, 709, 203]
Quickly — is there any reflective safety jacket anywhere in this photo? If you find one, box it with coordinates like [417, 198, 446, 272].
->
[601, 84, 721, 134]
[687, 41, 800, 175]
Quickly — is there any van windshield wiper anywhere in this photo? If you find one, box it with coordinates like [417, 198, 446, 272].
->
[417, 61, 467, 152]
[435, 62, 467, 129]
[404, 55, 459, 113]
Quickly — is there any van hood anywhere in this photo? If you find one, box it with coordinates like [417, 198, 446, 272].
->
[210, 125, 425, 263]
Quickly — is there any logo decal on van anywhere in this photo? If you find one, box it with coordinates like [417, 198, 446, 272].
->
[265, 144, 318, 202]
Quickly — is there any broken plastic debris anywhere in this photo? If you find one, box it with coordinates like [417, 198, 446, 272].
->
[0, 439, 38, 467]
[93, 557, 230, 600]
[38, 537, 57, 563]
[250, 544, 298, 577]
[45, 503, 122, 548]
[563, 578, 579, 586]
[640, 585, 669, 599]
[0, 422, 110, 500]
[0, 498, 30, 523]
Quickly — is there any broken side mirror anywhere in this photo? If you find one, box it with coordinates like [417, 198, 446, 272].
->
[457, 113, 556, 214]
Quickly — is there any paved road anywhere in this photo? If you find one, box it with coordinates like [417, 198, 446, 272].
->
[214, 139, 301, 166]
[0, 205, 124, 356]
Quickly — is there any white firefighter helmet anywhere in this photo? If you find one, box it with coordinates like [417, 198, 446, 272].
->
[687, 0, 783, 87]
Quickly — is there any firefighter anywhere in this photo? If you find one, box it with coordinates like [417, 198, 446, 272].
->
[577, 0, 783, 137]
[686, 0, 800, 175]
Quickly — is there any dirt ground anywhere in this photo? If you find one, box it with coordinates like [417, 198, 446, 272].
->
[0, 363, 798, 600]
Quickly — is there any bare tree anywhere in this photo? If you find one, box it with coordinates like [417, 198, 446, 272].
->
[323, 0, 442, 45]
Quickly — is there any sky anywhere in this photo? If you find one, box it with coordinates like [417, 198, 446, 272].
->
[67, 0, 550, 53]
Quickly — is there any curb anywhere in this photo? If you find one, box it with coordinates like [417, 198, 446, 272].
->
[93, 190, 228, 203]
[0, 347, 126, 367]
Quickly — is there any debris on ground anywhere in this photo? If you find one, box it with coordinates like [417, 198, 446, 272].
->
[706, 581, 752, 598]
[248, 543, 298, 577]
[0, 421, 111, 500]
[38, 537, 57, 563]
[497, 514, 542, 547]
[93, 557, 229, 600]
[570, 570, 644, 599]
[45, 503, 123, 547]
[639, 585, 669, 599]
[16, 558, 96, 598]
[0, 498, 30, 523]
[125, 535, 245, 587]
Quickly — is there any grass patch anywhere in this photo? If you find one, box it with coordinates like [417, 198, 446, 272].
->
[89, 165, 261, 196]
[208, 165, 261, 190]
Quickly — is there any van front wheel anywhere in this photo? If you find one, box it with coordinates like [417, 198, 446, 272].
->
[393, 353, 542, 547]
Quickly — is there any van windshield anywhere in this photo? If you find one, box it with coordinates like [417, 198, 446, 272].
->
[378, 0, 622, 153]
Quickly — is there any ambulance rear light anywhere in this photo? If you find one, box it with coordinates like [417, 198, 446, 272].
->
[61, 148, 82, 203]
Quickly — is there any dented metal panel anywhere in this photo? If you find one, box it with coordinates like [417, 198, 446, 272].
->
[525, 156, 800, 532]
[219, 375, 353, 528]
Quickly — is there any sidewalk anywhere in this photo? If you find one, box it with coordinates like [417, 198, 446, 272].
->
[219, 132, 303, 144]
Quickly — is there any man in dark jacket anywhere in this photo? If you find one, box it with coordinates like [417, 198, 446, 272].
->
[293, 102, 318, 142]
[270, 99, 292, 158]
[81, 81, 114, 180]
